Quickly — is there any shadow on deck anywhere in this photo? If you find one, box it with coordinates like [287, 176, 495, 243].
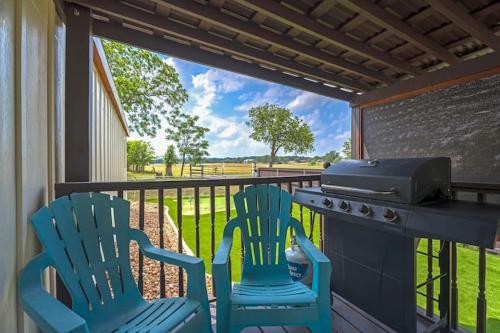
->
[209, 293, 459, 333]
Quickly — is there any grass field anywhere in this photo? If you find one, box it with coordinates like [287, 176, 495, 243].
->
[141, 194, 500, 333]
[146, 195, 321, 282]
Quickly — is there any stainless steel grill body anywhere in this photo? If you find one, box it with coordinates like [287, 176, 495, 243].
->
[293, 157, 499, 333]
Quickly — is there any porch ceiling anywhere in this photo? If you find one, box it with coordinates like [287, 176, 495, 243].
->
[64, 0, 500, 102]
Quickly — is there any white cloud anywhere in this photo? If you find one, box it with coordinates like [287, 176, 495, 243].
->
[334, 131, 351, 141]
[163, 57, 176, 69]
[186, 68, 269, 157]
[287, 91, 325, 112]
[234, 86, 296, 112]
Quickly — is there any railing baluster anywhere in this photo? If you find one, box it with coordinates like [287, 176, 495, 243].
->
[307, 180, 314, 243]
[426, 239, 434, 317]
[138, 190, 145, 294]
[319, 214, 324, 251]
[210, 186, 216, 296]
[158, 189, 166, 298]
[299, 181, 304, 224]
[439, 240, 451, 332]
[225, 185, 232, 279]
[477, 247, 487, 333]
[450, 190, 458, 329]
[476, 192, 486, 333]
[451, 241, 458, 330]
[239, 184, 245, 265]
[194, 186, 200, 258]
[177, 187, 184, 297]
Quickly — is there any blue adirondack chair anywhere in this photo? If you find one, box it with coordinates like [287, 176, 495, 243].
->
[213, 185, 332, 333]
[19, 193, 212, 333]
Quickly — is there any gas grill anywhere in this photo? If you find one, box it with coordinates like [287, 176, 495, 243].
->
[293, 158, 500, 333]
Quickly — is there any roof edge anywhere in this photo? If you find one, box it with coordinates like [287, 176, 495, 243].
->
[93, 37, 129, 136]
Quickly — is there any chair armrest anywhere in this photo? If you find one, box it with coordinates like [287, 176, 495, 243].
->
[130, 229, 209, 307]
[290, 218, 332, 296]
[212, 219, 239, 297]
[19, 253, 89, 333]
[130, 229, 203, 269]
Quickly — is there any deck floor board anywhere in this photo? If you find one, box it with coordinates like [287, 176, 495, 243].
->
[209, 293, 439, 332]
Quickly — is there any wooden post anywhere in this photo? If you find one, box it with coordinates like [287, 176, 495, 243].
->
[58, 3, 93, 306]
[65, 3, 92, 182]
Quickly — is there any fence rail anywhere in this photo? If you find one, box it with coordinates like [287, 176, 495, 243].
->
[54, 178, 499, 333]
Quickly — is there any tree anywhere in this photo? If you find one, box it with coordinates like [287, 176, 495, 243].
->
[163, 145, 178, 177]
[165, 110, 209, 176]
[127, 140, 155, 172]
[323, 150, 342, 164]
[102, 40, 188, 137]
[246, 103, 314, 167]
[342, 138, 352, 159]
[189, 150, 205, 166]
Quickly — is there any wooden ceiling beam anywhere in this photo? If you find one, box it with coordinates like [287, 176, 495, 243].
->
[73, 0, 369, 91]
[92, 20, 355, 101]
[233, 0, 420, 76]
[309, 0, 337, 19]
[337, 0, 459, 65]
[351, 51, 500, 107]
[154, 0, 392, 83]
[426, 0, 500, 51]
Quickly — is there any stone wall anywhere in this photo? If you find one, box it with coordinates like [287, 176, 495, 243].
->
[361, 74, 500, 183]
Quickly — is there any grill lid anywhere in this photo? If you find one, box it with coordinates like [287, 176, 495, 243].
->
[321, 157, 451, 204]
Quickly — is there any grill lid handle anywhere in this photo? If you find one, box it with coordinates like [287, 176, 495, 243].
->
[321, 184, 397, 196]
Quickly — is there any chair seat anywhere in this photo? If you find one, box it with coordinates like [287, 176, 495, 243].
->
[109, 298, 203, 333]
[230, 282, 317, 306]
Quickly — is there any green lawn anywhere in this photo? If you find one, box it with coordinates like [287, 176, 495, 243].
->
[145, 195, 500, 332]
[416, 240, 500, 332]
[148, 196, 320, 282]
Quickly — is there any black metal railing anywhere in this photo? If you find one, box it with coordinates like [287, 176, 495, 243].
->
[416, 183, 500, 333]
[55, 178, 499, 332]
[55, 175, 322, 300]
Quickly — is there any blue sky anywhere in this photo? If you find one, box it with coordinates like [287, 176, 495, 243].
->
[129, 56, 351, 158]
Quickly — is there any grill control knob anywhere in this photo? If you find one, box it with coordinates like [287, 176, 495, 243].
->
[383, 209, 398, 223]
[339, 201, 351, 212]
[322, 198, 333, 208]
[359, 204, 372, 217]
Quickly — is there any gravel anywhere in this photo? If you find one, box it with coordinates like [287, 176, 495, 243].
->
[129, 202, 213, 300]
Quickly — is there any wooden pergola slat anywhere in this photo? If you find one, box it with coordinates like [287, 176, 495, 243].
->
[426, 0, 500, 51]
[72, 0, 370, 92]
[62, 0, 499, 105]
[155, 0, 392, 83]
[233, 0, 421, 76]
[338, 0, 459, 65]
[93, 20, 355, 101]
[309, 0, 337, 19]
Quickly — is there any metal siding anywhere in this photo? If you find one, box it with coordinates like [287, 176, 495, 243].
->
[0, 0, 18, 331]
[0, 1, 62, 331]
[362, 74, 500, 183]
[91, 66, 127, 181]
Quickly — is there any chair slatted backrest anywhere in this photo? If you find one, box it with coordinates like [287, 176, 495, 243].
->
[234, 185, 293, 285]
[31, 193, 143, 321]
